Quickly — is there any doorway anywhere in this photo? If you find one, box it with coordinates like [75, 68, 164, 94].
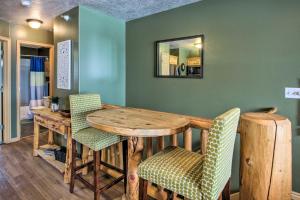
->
[0, 36, 11, 143]
[16, 40, 54, 139]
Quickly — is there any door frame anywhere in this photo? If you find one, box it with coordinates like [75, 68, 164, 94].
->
[0, 36, 11, 143]
[16, 40, 54, 140]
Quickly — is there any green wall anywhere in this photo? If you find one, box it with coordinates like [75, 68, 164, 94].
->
[0, 19, 9, 37]
[53, 7, 79, 106]
[79, 6, 126, 105]
[10, 24, 53, 138]
[53, 6, 126, 106]
[126, 0, 300, 192]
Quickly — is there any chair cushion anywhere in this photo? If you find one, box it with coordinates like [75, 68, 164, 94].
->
[201, 108, 240, 200]
[73, 127, 124, 151]
[138, 146, 205, 200]
[69, 94, 102, 135]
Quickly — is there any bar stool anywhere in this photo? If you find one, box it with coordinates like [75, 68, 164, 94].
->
[138, 108, 240, 200]
[69, 94, 127, 200]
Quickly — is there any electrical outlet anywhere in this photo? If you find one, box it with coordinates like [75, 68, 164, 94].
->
[285, 87, 300, 99]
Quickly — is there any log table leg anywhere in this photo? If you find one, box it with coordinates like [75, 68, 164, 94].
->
[117, 142, 123, 169]
[64, 127, 72, 183]
[125, 137, 144, 200]
[184, 127, 192, 151]
[170, 134, 178, 146]
[201, 129, 209, 155]
[33, 117, 40, 156]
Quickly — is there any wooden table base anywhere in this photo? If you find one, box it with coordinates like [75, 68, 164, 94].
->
[64, 127, 72, 183]
[125, 137, 144, 200]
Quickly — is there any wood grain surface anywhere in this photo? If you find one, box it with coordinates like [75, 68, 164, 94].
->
[239, 112, 292, 200]
[87, 107, 190, 137]
[32, 108, 71, 127]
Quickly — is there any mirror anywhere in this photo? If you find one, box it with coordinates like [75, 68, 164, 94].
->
[156, 35, 204, 78]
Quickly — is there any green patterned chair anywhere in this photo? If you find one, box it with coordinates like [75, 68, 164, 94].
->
[69, 94, 127, 200]
[138, 108, 240, 200]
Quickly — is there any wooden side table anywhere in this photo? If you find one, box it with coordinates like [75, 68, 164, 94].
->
[32, 108, 73, 183]
[239, 112, 292, 200]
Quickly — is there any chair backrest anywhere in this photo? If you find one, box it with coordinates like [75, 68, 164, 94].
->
[69, 94, 101, 135]
[201, 108, 240, 200]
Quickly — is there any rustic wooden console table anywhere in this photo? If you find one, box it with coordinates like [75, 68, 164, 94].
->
[32, 108, 73, 183]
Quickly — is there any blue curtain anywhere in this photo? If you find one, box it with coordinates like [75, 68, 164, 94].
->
[30, 57, 47, 108]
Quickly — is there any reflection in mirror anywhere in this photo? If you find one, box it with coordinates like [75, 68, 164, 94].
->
[156, 35, 204, 78]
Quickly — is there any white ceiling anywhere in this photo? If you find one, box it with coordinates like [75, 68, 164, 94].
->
[0, 0, 200, 30]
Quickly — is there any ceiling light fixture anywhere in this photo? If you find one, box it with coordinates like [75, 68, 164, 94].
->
[26, 19, 43, 29]
[21, 0, 32, 7]
[61, 15, 71, 22]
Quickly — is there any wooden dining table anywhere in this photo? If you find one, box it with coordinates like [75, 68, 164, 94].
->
[86, 107, 191, 200]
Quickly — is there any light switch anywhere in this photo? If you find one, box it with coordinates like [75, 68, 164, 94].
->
[285, 87, 300, 99]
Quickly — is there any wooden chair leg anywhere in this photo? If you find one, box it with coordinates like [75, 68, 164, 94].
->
[167, 191, 173, 200]
[223, 179, 231, 200]
[139, 178, 148, 200]
[122, 140, 128, 193]
[70, 139, 76, 193]
[94, 151, 101, 200]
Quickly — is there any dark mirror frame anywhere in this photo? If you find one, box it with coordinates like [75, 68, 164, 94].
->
[155, 34, 204, 79]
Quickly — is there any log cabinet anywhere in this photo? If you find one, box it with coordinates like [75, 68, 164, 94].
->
[31, 108, 102, 185]
[31, 105, 119, 183]
[32, 108, 73, 183]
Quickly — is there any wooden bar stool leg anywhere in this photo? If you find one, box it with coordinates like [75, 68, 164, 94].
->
[139, 178, 148, 200]
[94, 150, 101, 200]
[167, 191, 173, 200]
[223, 179, 231, 200]
[70, 139, 76, 193]
[82, 145, 89, 175]
[122, 140, 128, 193]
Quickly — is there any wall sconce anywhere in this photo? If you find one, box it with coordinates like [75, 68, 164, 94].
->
[26, 19, 43, 29]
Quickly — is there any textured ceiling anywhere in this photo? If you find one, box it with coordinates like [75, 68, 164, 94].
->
[0, 0, 200, 30]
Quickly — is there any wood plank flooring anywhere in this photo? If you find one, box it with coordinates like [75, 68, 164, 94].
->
[0, 134, 124, 200]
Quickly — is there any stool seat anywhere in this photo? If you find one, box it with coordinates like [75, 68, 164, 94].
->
[69, 94, 128, 200]
[74, 127, 124, 151]
[138, 146, 205, 200]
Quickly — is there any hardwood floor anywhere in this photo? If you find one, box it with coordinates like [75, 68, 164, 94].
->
[0, 134, 124, 200]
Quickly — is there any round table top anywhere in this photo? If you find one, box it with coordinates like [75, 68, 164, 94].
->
[87, 107, 190, 137]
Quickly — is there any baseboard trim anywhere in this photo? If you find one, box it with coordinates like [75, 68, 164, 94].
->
[292, 191, 300, 200]
[231, 191, 300, 200]
[6, 136, 20, 143]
